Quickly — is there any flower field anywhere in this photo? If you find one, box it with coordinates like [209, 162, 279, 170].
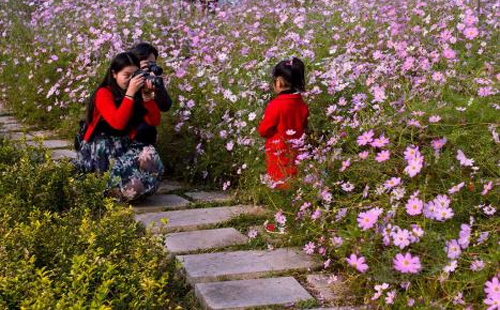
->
[0, 0, 499, 308]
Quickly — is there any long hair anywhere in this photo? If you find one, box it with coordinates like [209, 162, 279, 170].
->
[86, 52, 140, 124]
[272, 57, 306, 92]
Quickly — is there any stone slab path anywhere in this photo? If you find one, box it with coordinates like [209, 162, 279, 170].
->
[165, 228, 248, 254]
[195, 277, 314, 309]
[135, 205, 263, 232]
[178, 248, 320, 284]
[1, 103, 361, 309]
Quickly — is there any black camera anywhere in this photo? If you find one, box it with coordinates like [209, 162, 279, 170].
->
[133, 61, 164, 88]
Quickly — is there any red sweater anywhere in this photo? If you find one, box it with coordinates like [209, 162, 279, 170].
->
[84, 87, 161, 141]
[258, 93, 309, 182]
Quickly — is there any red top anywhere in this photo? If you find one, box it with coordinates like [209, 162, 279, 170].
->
[84, 87, 161, 141]
[258, 93, 309, 182]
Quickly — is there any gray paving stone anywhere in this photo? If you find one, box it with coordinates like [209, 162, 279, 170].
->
[177, 248, 320, 284]
[1, 131, 33, 141]
[157, 180, 184, 193]
[165, 228, 248, 254]
[0, 116, 18, 124]
[27, 139, 71, 149]
[50, 149, 77, 160]
[133, 194, 190, 213]
[29, 131, 54, 139]
[195, 277, 314, 310]
[135, 205, 264, 232]
[185, 191, 233, 203]
[0, 122, 24, 132]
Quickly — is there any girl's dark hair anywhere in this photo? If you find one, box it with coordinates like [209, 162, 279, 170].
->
[86, 52, 140, 123]
[129, 42, 159, 61]
[272, 57, 306, 92]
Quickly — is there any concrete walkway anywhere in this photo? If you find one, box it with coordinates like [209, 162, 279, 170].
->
[0, 103, 361, 310]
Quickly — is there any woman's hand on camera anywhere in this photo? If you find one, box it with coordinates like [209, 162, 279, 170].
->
[126, 74, 145, 97]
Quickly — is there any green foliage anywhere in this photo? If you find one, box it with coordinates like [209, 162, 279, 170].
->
[0, 139, 178, 309]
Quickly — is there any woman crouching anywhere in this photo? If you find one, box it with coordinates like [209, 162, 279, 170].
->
[75, 52, 164, 202]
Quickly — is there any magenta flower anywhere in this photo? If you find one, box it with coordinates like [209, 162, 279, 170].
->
[357, 208, 382, 230]
[357, 130, 375, 146]
[384, 177, 401, 189]
[463, 27, 479, 40]
[485, 277, 500, 298]
[303, 241, 316, 255]
[359, 150, 369, 160]
[370, 135, 390, 148]
[406, 197, 423, 216]
[392, 229, 411, 249]
[393, 252, 421, 274]
[445, 239, 462, 259]
[442, 48, 456, 60]
[375, 150, 390, 162]
[346, 254, 369, 273]
[404, 158, 423, 178]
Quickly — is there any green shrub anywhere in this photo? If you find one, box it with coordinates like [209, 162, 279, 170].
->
[0, 139, 178, 309]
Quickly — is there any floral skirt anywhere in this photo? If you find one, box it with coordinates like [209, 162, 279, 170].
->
[75, 134, 164, 202]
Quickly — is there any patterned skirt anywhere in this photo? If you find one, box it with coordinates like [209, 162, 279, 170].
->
[75, 134, 164, 202]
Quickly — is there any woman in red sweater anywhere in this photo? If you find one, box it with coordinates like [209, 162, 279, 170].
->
[258, 57, 309, 190]
[75, 52, 164, 201]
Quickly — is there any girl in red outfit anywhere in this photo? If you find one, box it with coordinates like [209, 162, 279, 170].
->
[76, 52, 164, 201]
[258, 57, 309, 189]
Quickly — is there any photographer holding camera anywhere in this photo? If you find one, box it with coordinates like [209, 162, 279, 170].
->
[129, 42, 172, 146]
[75, 52, 164, 202]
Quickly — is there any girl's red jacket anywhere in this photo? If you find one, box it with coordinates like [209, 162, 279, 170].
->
[84, 87, 161, 141]
[258, 93, 309, 182]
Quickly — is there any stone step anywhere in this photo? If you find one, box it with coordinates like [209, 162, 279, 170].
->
[27, 139, 71, 149]
[185, 191, 233, 203]
[195, 277, 314, 310]
[157, 180, 184, 193]
[165, 228, 248, 255]
[177, 248, 320, 284]
[50, 149, 77, 160]
[0, 122, 24, 132]
[0, 116, 18, 124]
[135, 205, 264, 232]
[133, 194, 190, 213]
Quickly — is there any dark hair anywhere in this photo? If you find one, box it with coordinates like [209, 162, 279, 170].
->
[272, 57, 306, 92]
[86, 52, 140, 123]
[129, 42, 159, 62]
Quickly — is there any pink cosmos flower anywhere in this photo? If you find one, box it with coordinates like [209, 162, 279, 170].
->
[449, 182, 465, 194]
[463, 27, 479, 40]
[432, 138, 447, 154]
[432, 71, 445, 83]
[442, 48, 456, 60]
[457, 149, 474, 166]
[429, 115, 442, 123]
[445, 239, 462, 259]
[357, 207, 383, 230]
[404, 146, 421, 161]
[470, 259, 485, 271]
[393, 252, 422, 274]
[405, 158, 423, 177]
[303, 241, 316, 255]
[357, 130, 375, 146]
[375, 150, 390, 162]
[406, 197, 423, 216]
[346, 254, 369, 273]
[392, 228, 411, 249]
[370, 135, 390, 148]
[384, 177, 401, 189]
[482, 181, 493, 195]
[359, 150, 369, 160]
[485, 277, 500, 297]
